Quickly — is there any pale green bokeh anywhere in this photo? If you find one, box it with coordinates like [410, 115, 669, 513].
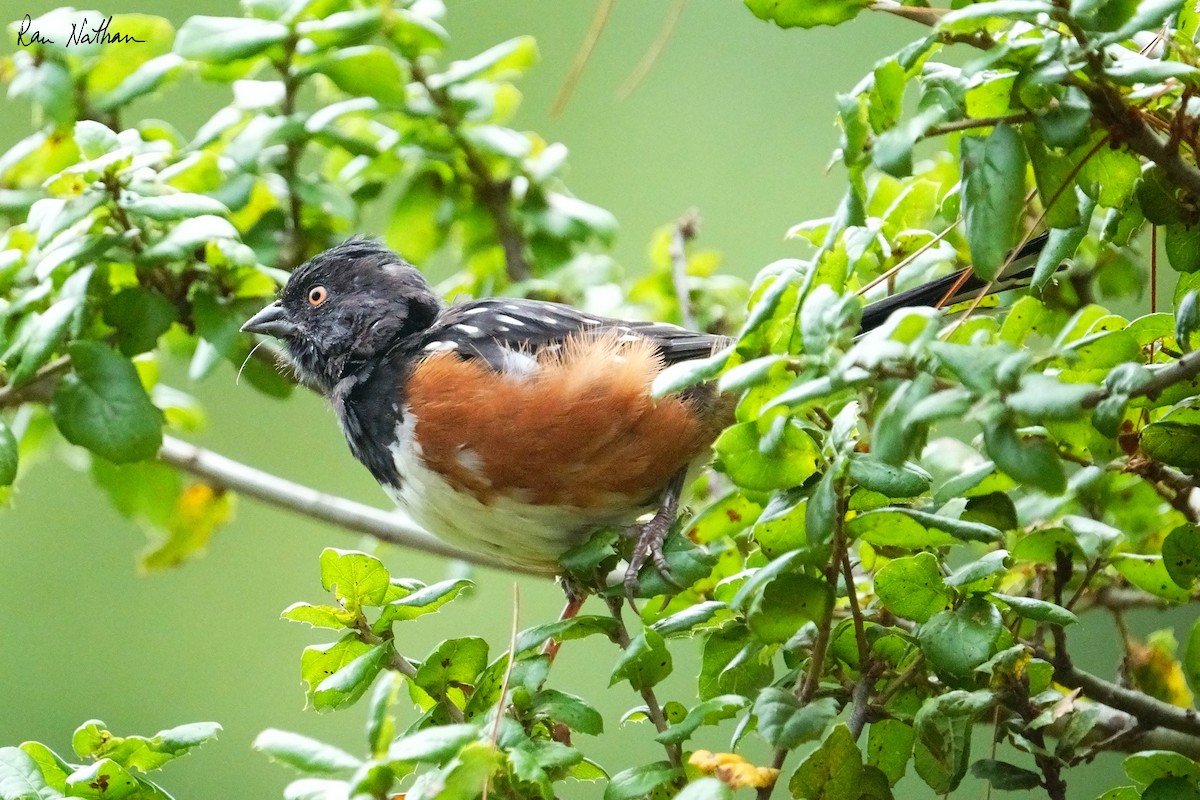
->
[0, 2, 1138, 797]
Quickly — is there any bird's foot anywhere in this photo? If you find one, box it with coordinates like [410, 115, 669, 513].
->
[623, 471, 687, 607]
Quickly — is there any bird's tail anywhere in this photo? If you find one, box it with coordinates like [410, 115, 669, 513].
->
[859, 232, 1052, 333]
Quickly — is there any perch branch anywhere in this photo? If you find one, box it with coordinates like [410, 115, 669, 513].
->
[157, 435, 540, 575]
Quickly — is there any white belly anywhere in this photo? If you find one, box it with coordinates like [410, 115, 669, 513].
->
[384, 415, 632, 575]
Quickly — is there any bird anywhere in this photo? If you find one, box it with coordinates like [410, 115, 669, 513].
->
[242, 234, 1051, 594]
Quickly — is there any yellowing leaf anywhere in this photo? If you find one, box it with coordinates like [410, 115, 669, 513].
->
[140, 483, 234, 570]
[689, 750, 779, 789]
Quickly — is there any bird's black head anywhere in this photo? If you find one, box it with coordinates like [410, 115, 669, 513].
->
[242, 237, 443, 393]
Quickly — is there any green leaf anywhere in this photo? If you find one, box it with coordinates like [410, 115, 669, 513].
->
[1112, 554, 1193, 602]
[431, 35, 538, 88]
[946, 550, 1008, 587]
[376, 578, 472, 625]
[713, 420, 821, 491]
[651, 350, 730, 397]
[530, 689, 604, 736]
[657, 695, 747, 746]
[699, 625, 774, 700]
[1186, 617, 1200, 697]
[789, 724, 876, 800]
[846, 455, 930, 497]
[1006, 374, 1098, 420]
[982, 420, 1066, 495]
[120, 193, 229, 221]
[1166, 223, 1200, 273]
[515, 615, 619, 653]
[139, 215, 239, 262]
[651, 601, 736, 638]
[848, 510, 958, 549]
[313, 46, 408, 105]
[610, 629, 672, 690]
[866, 719, 914, 785]
[1142, 421, 1200, 471]
[748, 572, 834, 643]
[94, 53, 185, 112]
[744, 0, 868, 28]
[319, 548, 390, 611]
[253, 729, 360, 777]
[16, 742, 69, 794]
[919, 597, 1003, 681]
[1124, 750, 1200, 785]
[173, 16, 288, 62]
[300, 636, 374, 711]
[961, 125, 1027, 280]
[875, 553, 953, 623]
[387, 724, 480, 766]
[9, 296, 80, 385]
[0, 420, 17, 487]
[990, 593, 1078, 626]
[506, 747, 553, 800]
[1163, 524, 1200, 589]
[753, 691, 838, 750]
[64, 759, 138, 799]
[971, 758, 1041, 790]
[312, 644, 389, 712]
[913, 690, 993, 793]
[103, 288, 178, 357]
[604, 762, 682, 800]
[0, 746, 57, 800]
[675, 778, 732, 800]
[412, 637, 488, 701]
[281, 602, 355, 629]
[51, 342, 163, 463]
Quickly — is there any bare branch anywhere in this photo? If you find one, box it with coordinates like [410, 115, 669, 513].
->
[670, 211, 699, 330]
[1050, 658, 1200, 737]
[158, 435, 542, 575]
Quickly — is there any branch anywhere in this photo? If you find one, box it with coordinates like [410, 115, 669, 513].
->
[157, 435, 540, 575]
[1082, 703, 1200, 761]
[1049, 658, 1200, 737]
[411, 63, 531, 282]
[1083, 346, 1200, 409]
[669, 211, 699, 330]
[0, 355, 69, 408]
[1081, 81, 1200, 201]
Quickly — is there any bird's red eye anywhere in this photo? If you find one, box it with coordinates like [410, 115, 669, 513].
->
[308, 286, 328, 307]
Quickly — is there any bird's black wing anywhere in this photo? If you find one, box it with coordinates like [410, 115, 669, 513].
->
[860, 232, 1052, 332]
[419, 298, 728, 373]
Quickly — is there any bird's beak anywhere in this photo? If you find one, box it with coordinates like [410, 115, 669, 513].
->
[242, 302, 297, 339]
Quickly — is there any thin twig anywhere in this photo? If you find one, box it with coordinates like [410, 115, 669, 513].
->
[483, 585, 521, 800]
[669, 211, 699, 329]
[616, 0, 686, 100]
[411, 63, 531, 281]
[551, 0, 614, 117]
[603, 595, 682, 768]
[0, 355, 70, 408]
[157, 435, 543, 574]
[921, 113, 1035, 139]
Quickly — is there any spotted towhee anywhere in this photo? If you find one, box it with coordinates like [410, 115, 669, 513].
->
[242, 235, 1049, 591]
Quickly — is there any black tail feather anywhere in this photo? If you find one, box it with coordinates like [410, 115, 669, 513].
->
[859, 232, 1052, 333]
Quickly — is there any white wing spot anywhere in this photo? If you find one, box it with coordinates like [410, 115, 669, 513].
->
[424, 340, 459, 352]
[454, 324, 482, 337]
[496, 314, 525, 326]
[463, 306, 491, 316]
[497, 348, 539, 376]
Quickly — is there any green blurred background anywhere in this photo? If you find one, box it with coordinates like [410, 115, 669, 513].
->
[0, 1, 1164, 797]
